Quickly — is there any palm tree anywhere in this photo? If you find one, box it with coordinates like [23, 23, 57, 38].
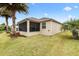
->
[0, 9, 11, 32]
[0, 3, 28, 35]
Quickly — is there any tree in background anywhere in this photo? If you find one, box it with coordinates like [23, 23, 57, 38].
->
[62, 18, 79, 31]
[0, 8, 11, 33]
[0, 3, 28, 35]
[0, 23, 11, 32]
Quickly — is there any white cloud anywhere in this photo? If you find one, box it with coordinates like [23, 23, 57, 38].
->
[44, 13, 48, 17]
[68, 15, 72, 18]
[64, 6, 72, 11]
[74, 6, 78, 8]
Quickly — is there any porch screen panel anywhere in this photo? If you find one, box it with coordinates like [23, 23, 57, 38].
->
[19, 22, 27, 31]
[30, 22, 40, 32]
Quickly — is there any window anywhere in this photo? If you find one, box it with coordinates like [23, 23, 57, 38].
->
[42, 22, 46, 29]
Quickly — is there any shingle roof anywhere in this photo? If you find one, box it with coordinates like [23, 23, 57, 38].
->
[17, 17, 62, 24]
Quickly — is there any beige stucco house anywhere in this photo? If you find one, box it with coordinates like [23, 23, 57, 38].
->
[17, 17, 62, 36]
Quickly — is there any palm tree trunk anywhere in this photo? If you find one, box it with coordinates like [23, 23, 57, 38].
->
[5, 16, 8, 33]
[11, 11, 16, 35]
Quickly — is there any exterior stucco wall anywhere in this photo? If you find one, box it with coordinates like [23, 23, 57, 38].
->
[40, 21, 53, 35]
[52, 21, 62, 35]
[40, 21, 62, 35]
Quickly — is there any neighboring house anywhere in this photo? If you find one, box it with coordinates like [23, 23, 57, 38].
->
[17, 17, 62, 36]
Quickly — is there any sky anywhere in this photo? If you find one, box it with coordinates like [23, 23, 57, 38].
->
[0, 3, 79, 25]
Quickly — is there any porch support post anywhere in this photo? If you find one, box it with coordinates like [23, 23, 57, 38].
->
[40, 22, 42, 32]
[27, 20, 30, 33]
[17, 24, 19, 31]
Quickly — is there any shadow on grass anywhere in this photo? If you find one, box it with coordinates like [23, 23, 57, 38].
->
[61, 34, 79, 40]
[8, 34, 27, 40]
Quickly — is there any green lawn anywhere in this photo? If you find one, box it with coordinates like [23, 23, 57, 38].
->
[0, 31, 79, 56]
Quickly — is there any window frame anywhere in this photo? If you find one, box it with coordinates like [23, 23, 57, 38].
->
[42, 22, 46, 29]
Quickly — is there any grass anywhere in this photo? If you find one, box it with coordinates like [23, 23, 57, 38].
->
[0, 31, 79, 56]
